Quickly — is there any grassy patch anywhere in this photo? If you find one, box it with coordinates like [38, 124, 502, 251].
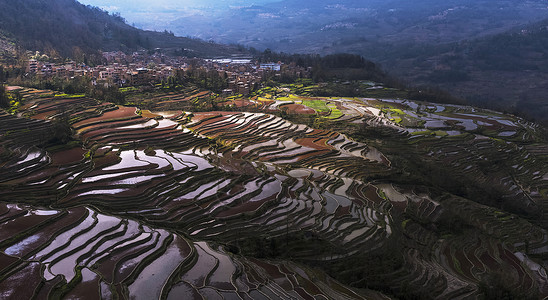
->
[452, 256, 463, 274]
[390, 108, 405, 115]
[326, 103, 343, 119]
[377, 189, 388, 200]
[119, 87, 138, 93]
[257, 97, 271, 102]
[39, 93, 55, 98]
[433, 130, 448, 137]
[302, 100, 330, 114]
[410, 130, 448, 137]
[54, 93, 86, 98]
[390, 116, 402, 124]
[276, 97, 293, 101]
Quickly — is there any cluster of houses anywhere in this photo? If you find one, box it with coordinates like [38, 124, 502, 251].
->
[202, 58, 309, 95]
[26, 53, 175, 87]
[25, 50, 310, 95]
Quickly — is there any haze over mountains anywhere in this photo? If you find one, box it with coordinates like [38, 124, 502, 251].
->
[78, 0, 548, 49]
[77, 0, 548, 123]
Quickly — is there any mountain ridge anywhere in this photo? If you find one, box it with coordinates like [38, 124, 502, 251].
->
[0, 0, 248, 62]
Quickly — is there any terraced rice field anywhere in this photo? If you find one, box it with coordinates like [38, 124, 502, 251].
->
[1, 86, 547, 298]
[126, 86, 217, 112]
[0, 203, 371, 299]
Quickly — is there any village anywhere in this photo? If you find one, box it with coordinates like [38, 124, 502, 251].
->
[24, 50, 311, 96]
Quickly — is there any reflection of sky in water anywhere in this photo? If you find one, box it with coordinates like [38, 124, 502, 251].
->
[117, 119, 156, 129]
[5, 235, 41, 256]
[375, 99, 526, 134]
[103, 151, 149, 171]
[499, 131, 517, 137]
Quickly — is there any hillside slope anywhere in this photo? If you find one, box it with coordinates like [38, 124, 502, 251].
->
[374, 18, 548, 124]
[0, 0, 247, 59]
[0, 82, 546, 299]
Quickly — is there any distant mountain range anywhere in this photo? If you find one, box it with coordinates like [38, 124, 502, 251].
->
[74, 0, 548, 123]
[79, 0, 548, 53]
[0, 0, 248, 62]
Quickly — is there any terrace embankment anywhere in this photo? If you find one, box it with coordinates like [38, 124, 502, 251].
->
[0, 86, 547, 299]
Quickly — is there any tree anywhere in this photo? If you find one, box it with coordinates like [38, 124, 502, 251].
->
[72, 46, 85, 63]
[48, 109, 73, 145]
[312, 64, 326, 82]
[0, 85, 8, 108]
[90, 85, 125, 105]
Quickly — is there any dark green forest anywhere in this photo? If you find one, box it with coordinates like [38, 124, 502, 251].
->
[375, 18, 548, 75]
[260, 52, 389, 83]
[370, 18, 548, 124]
[0, 0, 145, 58]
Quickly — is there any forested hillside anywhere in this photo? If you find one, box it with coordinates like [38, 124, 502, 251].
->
[0, 0, 247, 61]
[375, 18, 548, 124]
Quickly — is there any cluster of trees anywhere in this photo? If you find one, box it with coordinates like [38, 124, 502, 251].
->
[0, 65, 23, 84]
[0, 84, 8, 108]
[0, 0, 246, 64]
[0, 83, 23, 112]
[89, 85, 125, 104]
[48, 109, 73, 146]
[464, 21, 548, 72]
[372, 17, 548, 76]
[478, 270, 538, 300]
[181, 68, 228, 94]
[0, 0, 145, 60]
[11, 76, 88, 95]
[0, 66, 6, 108]
[158, 68, 229, 94]
[260, 51, 390, 83]
[0, 66, 6, 83]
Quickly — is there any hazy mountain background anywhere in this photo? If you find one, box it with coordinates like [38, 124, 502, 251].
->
[77, 0, 548, 123]
[0, 0, 248, 64]
[77, 0, 548, 49]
